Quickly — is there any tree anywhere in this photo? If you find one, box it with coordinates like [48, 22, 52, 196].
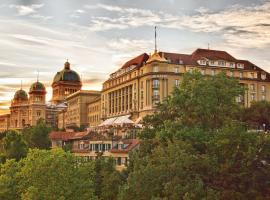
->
[243, 100, 270, 130]
[17, 148, 97, 200]
[94, 157, 124, 200]
[120, 72, 270, 200]
[140, 71, 245, 140]
[3, 130, 28, 161]
[0, 159, 20, 200]
[22, 119, 51, 149]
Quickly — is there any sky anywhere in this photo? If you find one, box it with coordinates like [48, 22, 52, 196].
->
[0, 0, 269, 113]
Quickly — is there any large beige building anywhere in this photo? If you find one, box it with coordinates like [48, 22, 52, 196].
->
[101, 48, 270, 122]
[87, 97, 101, 127]
[9, 81, 47, 130]
[0, 114, 10, 132]
[61, 90, 101, 129]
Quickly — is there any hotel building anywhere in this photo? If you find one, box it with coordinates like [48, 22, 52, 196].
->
[101, 49, 270, 122]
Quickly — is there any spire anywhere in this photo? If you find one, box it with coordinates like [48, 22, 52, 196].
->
[20, 80, 22, 90]
[155, 26, 157, 53]
[146, 26, 167, 64]
[208, 43, 210, 50]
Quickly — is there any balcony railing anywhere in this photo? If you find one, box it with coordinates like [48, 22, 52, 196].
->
[152, 95, 160, 101]
[152, 84, 160, 89]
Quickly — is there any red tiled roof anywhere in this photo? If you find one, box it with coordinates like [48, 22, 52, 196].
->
[191, 48, 237, 62]
[159, 48, 268, 75]
[110, 139, 140, 153]
[121, 53, 149, 69]
[49, 131, 89, 141]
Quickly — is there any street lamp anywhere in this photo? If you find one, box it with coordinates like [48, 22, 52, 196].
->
[263, 123, 266, 132]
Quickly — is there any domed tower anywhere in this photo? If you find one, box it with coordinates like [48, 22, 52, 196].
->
[10, 89, 29, 129]
[29, 81, 46, 104]
[51, 61, 82, 104]
[28, 81, 47, 126]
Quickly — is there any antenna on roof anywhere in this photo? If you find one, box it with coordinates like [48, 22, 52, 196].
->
[155, 26, 157, 53]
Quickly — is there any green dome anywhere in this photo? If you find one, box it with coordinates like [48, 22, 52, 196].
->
[14, 89, 28, 101]
[53, 61, 81, 83]
[30, 81, 46, 93]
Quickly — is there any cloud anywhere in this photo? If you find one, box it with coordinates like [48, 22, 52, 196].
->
[70, 9, 85, 18]
[86, 2, 270, 49]
[10, 4, 44, 16]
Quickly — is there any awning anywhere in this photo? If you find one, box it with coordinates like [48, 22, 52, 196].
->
[98, 115, 134, 127]
[114, 115, 134, 125]
[98, 117, 117, 126]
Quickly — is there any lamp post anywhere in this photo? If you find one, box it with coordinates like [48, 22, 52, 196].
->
[263, 123, 266, 132]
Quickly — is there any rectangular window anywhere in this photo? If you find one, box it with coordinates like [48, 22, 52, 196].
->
[262, 85, 266, 92]
[218, 61, 225, 66]
[262, 95, 266, 100]
[174, 67, 179, 73]
[153, 79, 159, 88]
[211, 70, 215, 76]
[153, 89, 159, 96]
[175, 79, 180, 86]
[250, 84, 255, 91]
[153, 66, 158, 72]
[251, 94, 256, 101]
[239, 72, 243, 78]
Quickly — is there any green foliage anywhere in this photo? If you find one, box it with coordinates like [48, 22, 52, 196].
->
[3, 130, 28, 161]
[0, 159, 20, 200]
[122, 72, 270, 200]
[22, 119, 51, 149]
[17, 148, 96, 200]
[0, 148, 97, 200]
[140, 71, 245, 140]
[243, 100, 270, 130]
[94, 157, 124, 200]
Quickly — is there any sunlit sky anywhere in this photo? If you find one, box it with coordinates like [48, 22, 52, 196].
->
[0, 0, 269, 113]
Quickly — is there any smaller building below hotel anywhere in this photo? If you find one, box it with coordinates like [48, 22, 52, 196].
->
[49, 130, 139, 170]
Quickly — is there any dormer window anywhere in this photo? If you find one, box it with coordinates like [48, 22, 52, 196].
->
[261, 73, 266, 80]
[218, 61, 226, 66]
[199, 60, 206, 65]
[237, 63, 244, 69]
[209, 61, 215, 66]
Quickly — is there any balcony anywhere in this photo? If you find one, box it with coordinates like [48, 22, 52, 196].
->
[152, 95, 160, 101]
[152, 84, 160, 89]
